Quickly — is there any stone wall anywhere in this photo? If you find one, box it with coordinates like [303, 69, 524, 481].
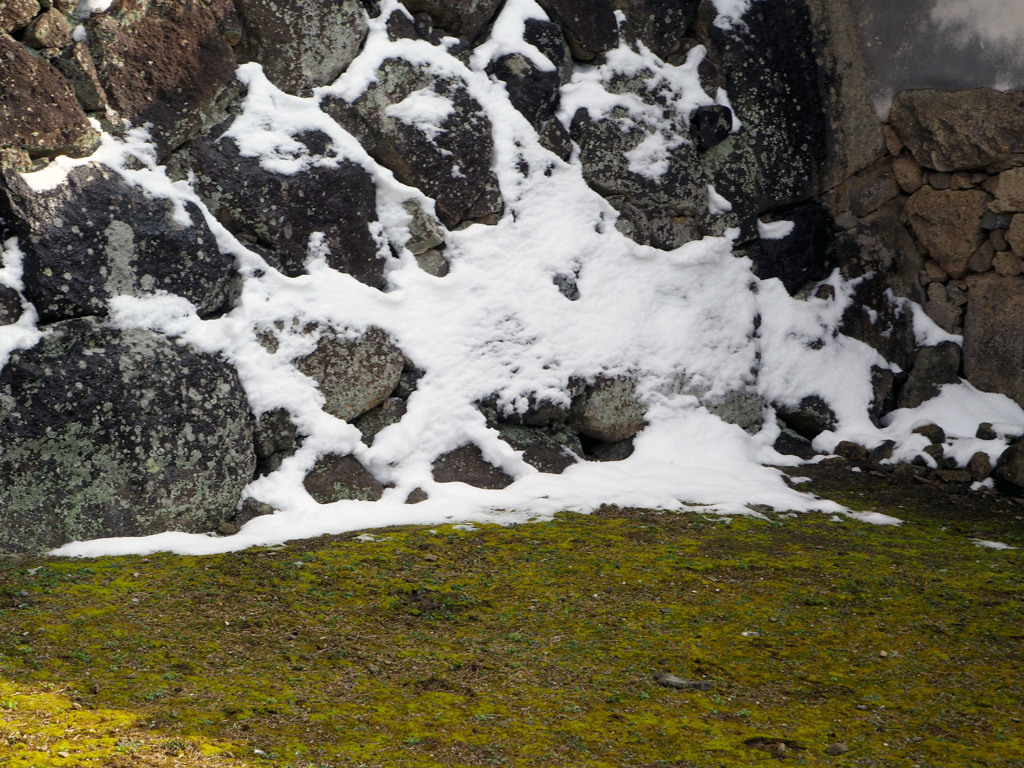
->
[2, 0, 1023, 552]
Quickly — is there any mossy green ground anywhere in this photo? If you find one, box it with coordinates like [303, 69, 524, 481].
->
[1, 468, 1022, 767]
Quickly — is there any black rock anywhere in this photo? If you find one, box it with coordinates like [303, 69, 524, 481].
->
[1, 164, 235, 323]
[748, 201, 834, 294]
[182, 123, 384, 283]
[304, 454, 386, 503]
[487, 53, 562, 130]
[537, 0, 618, 60]
[690, 105, 733, 151]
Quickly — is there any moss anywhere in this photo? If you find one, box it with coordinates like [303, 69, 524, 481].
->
[0, 480, 1022, 766]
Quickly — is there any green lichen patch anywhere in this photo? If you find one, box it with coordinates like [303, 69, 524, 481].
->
[0, 472, 1022, 767]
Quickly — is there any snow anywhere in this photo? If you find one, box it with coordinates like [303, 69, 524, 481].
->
[757, 219, 795, 240]
[971, 538, 1018, 550]
[2, 0, 1016, 558]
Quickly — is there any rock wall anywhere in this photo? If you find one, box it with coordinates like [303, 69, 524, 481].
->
[1, 0, 1022, 552]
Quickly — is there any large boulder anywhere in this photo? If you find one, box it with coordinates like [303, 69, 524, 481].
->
[325, 59, 503, 228]
[0, 34, 99, 160]
[84, 0, 241, 158]
[904, 187, 990, 279]
[898, 342, 962, 410]
[0, 318, 255, 553]
[963, 273, 1024, 407]
[400, 0, 502, 41]
[233, 0, 366, 94]
[536, 0, 618, 60]
[704, 0, 827, 209]
[571, 104, 710, 249]
[0, 164, 235, 323]
[571, 376, 646, 443]
[180, 124, 383, 283]
[432, 444, 515, 489]
[303, 454, 384, 503]
[889, 89, 1024, 173]
[294, 326, 404, 422]
[614, 0, 699, 60]
[747, 201, 833, 294]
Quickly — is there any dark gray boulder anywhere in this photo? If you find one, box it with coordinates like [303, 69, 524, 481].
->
[432, 444, 514, 489]
[571, 105, 710, 250]
[294, 326, 404, 422]
[400, 0, 502, 41]
[303, 454, 385, 503]
[614, 0, 700, 60]
[180, 124, 384, 283]
[324, 58, 503, 229]
[486, 53, 561, 131]
[498, 423, 581, 474]
[537, 0, 618, 60]
[993, 441, 1024, 497]
[776, 395, 836, 440]
[0, 164, 235, 323]
[0, 318, 255, 553]
[898, 342, 962, 410]
[254, 407, 298, 476]
[233, 0, 367, 94]
[703, 0, 827, 209]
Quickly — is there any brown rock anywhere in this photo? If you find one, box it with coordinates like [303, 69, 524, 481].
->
[890, 89, 1024, 172]
[883, 124, 903, 156]
[294, 326, 404, 422]
[990, 229, 1009, 254]
[84, 0, 241, 159]
[23, 8, 72, 49]
[951, 171, 974, 190]
[936, 469, 971, 484]
[0, 0, 38, 33]
[834, 441, 869, 462]
[968, 241, 995, 273]
[905, 187, 990, 278]
[0, 34, 99, 158]
[892, 155, 922, 194]
[993, 251, 1023, 277]
[990, 167, 1024, 213]
[924, 283, 962, 334]
[929, 172, 951, 190]
[968, 451, 991, 482]
[432, 444, 514, 489]
[304, 454, 385, 503]
[964, 273, 1024, 406]
[847, 160, 898, 218]
[1009, 215, 1024, 255]
[924, 260, 949, 283]
[233, 0, 366, 94]
[52, 42, 108, 112]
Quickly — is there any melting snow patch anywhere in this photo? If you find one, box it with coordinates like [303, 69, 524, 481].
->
[971, 539, 1018, 550]
[845, 511, 903, 526]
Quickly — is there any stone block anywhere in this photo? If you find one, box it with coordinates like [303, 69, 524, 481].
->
[905, 187, 990, 279]
[964, 273, 1024, 406]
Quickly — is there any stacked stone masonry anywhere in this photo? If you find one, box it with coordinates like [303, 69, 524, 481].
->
[2, 0, 1024, 551]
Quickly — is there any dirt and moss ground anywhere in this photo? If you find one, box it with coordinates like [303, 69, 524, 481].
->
[1, 465, 1022, 767]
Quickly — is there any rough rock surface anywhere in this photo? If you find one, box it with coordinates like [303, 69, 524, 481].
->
[181, 124, 383, 283]
[84, 0, 241, 158]
[0, 0, 39, 33]
[0, 34, 99, 159]
[0, 164, 235, 323]
[615, 0, 698, 60]
[898, 342, 962, 410]
[748, 201, 833, 294]
[294, 326, 404, 422]
[889, 89, 1024, 173]
[432, 444, 514, 489]
[571, 377, 646, 443]
[303, 454, 385, 503]
[537, 0, 618, 60]
[234, 0, 366, 94]
[963, 274, 1024, 408]
[498, 424, 581, 474]
[904, 188, 990, 279]
[400, 0, 502, 41]
[325, 58, 503, 229]
[0, 319, 255, 553]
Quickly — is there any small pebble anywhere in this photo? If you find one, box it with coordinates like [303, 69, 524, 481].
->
[653, 672, 714, 691]
[825, 742, 850, 756]
[878, 650, 888, 658]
